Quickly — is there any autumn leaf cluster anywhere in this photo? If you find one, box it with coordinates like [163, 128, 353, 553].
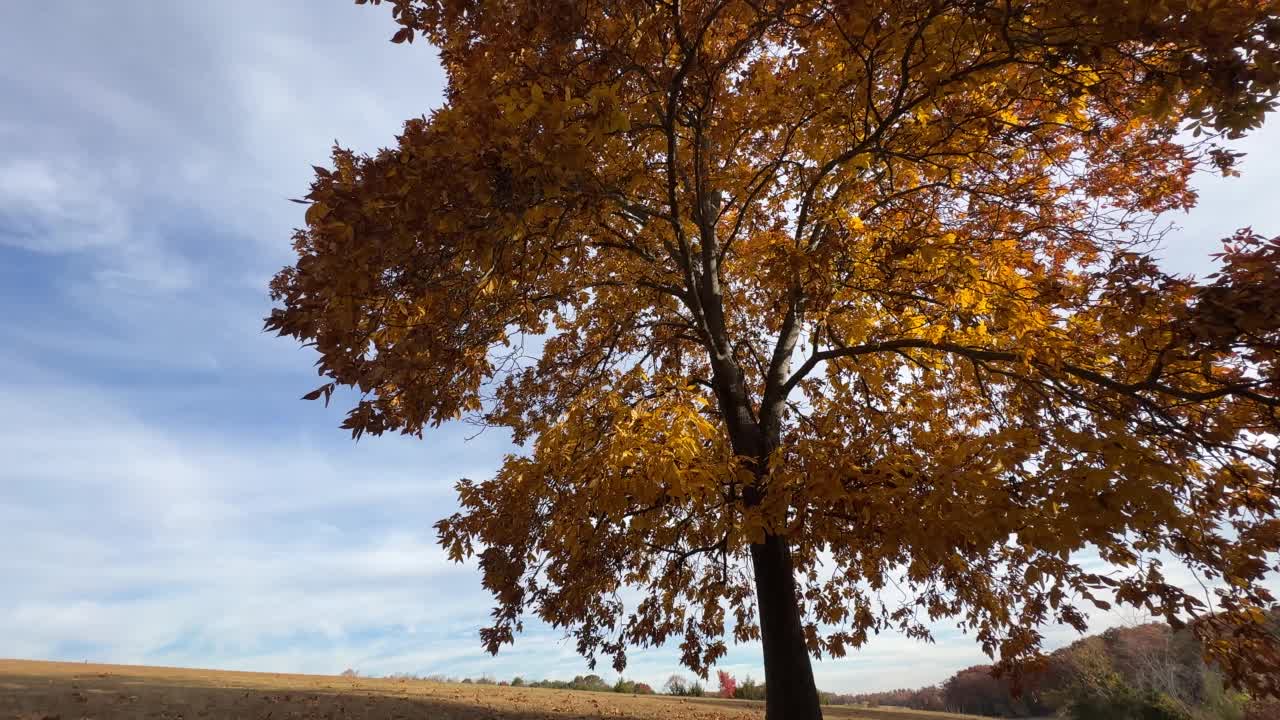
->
[269, 0, 1280, 693]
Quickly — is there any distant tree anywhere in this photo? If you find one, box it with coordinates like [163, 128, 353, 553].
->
[460, 678, 473, 684]
[735, 675, 766, 701]
[510, 676, 525, 687]
[943, 666, 1013, 716]
[570, 674, 611, 692]
[1199, 670, 1250, 720]
[339, 668, 358, 679]
[662, 673, 711, 697]
[911, 686, 946, 712]
[271, 1, 1280, 717]
[664, 675, 689, 696]
[717, 670, 738, 699]
[1062, 644, 1180, 720]
[633, 683, 655, 695]
[842, 620, 1259, 718]
[613, 677, 638, 694]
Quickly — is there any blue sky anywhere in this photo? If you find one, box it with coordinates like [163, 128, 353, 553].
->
[1, 1, 1277, 694]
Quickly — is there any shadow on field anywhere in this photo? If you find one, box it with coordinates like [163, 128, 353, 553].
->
[676, 696, 766, 713]
[654, 696, 973, 720]
[0, 672, 616, 720]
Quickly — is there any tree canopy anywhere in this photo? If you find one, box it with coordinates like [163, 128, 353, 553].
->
[268, 0, 1280, 715]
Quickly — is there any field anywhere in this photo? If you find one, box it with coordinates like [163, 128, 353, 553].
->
[0, 659, 984, 720]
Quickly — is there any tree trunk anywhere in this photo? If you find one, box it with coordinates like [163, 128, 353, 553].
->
[751, 532, 823, 720]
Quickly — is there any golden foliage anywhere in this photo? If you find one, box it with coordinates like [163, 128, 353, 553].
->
[269, 0, 1280, 697]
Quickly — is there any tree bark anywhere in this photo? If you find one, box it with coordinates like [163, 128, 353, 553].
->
[702, 283, 818, 717]
[751, 532, 823, 720]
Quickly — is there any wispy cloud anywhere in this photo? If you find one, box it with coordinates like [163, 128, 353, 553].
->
[0, 376, 498, 668]
[0, 156, 134, 254]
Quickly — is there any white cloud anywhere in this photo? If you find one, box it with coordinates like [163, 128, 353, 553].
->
[0, 156, 134, 254]
[0, 0, 441, 304]
[0, 376, 498, 669]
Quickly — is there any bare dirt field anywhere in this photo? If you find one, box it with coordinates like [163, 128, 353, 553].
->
[0, 659, 979, 720]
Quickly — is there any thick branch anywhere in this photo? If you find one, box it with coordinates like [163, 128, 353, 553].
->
[781, 338, 1279, 407]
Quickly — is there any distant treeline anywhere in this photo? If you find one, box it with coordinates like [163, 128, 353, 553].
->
[371, 670, 766, 699]
[829, 618, 1279, 719]
[376, 671, 656, 695]
[353, 615, 1278, 718]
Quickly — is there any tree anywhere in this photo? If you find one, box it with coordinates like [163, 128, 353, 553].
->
[267, 0, 1280, 717]
[736, 674, 766, 701]
[570, 673, 611, 691]
[1052, 638, 1191, 720]
[663, 674, 708, 697]
[717, 669, 738, 699]
[664, 674, 690, 697]
[942, 667, 1002, 715]
[1105, 623, 1200, 710]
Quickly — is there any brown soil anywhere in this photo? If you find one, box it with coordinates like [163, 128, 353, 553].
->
[0, 659, 976, 720]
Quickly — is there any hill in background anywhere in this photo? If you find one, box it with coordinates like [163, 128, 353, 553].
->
[830, 619, 1279, 720]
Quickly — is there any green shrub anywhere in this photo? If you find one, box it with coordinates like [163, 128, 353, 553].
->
[734, 675, 766, 701]
[568, 674, 611, 692]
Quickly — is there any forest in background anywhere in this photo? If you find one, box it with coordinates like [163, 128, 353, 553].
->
[832, 618, 1279, 719]
[362, 615, 1278, 718]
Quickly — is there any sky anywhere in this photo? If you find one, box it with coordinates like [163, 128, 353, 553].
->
[1, 1, 1278, 695]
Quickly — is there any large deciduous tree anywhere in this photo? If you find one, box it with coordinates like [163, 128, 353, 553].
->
[268, 0, 1280, 716]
